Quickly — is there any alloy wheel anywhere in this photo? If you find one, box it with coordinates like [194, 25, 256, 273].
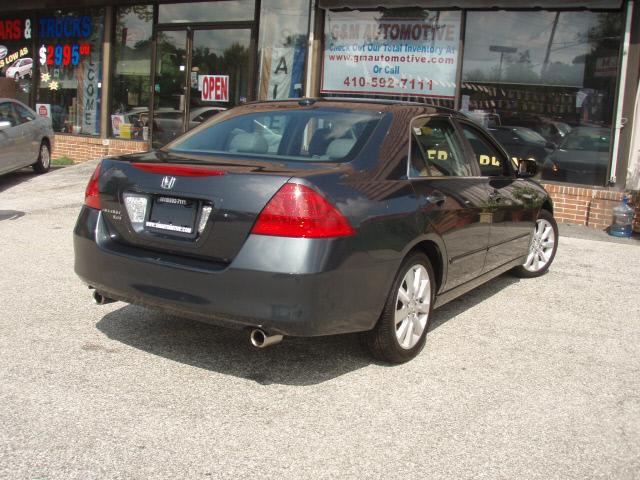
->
[524, 218, 555, 272]
[395, 264, 431, 350]
[40, 144, 50, 170]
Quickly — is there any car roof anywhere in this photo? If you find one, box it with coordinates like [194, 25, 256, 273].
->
[241, 97, 459, 116]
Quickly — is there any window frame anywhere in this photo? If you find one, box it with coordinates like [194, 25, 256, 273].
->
[0, 101, 19, 128]
[454, 118, 515, 178]
[12, 102, 36, 125]
[406, 114, 475, 180]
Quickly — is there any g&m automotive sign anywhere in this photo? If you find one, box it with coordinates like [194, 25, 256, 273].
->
[321, 11, 460, 99]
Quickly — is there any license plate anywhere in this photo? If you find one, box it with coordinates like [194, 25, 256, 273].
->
[146, 196, 197, 234]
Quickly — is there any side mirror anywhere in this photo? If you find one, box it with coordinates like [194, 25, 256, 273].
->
[517, 158, 537, 177]
[0, 120, 11, 131]
[546, 141, 557, 150]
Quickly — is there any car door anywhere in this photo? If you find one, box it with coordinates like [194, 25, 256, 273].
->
[0, 101, 22, 174]
[409, 115, 490, 291]
[12, 102, 39, 167]
[456, 119, 536, 273]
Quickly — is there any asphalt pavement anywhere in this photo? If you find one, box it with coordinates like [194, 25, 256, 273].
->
[1, 164, 639, 480]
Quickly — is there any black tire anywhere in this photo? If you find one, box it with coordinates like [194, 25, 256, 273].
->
[512, 209, 558, 278]
[32, 141, 51, 174]
[364, 252, 435, 364]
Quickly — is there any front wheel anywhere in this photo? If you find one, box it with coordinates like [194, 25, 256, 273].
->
[513, 209, 558, 278]
[364, 252, 435, 364]
[32, 141, 51, 174]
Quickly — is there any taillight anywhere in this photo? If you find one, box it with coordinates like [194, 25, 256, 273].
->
[84, 163, 101, 210]
[251, 183, 355, 238]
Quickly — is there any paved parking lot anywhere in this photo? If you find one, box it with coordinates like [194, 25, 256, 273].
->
[1, 164, 639, 480]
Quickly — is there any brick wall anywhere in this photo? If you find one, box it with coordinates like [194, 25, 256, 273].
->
[542, 183, 640, 232]
[51, 134, 149, 163]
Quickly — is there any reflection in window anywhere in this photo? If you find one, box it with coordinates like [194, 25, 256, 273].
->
[258, 0, 310, 100]
[158, 1, 255, 23]
[461, 123, 507, 177]
[410, 118, 470, 177]
[461, 10, 622, 186]
[111, 5, 153, 140]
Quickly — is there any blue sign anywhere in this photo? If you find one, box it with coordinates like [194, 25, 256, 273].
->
[39, 16, 91, 39]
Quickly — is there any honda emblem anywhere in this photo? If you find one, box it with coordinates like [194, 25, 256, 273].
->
[161, 176, 176, 189]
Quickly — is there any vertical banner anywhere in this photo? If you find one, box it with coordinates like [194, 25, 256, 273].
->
[81, 15, 103, 135]
[262, 47, 294, 100]
[322, 12, 461, 99]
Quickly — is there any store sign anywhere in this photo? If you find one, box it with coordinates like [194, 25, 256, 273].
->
[0, 47, 29, 69]
[36, 103, 51, 118]
[39, 43, 91, 67]
[200, 75, 229, 102]
[37, 15, 93, 67]
[0, 19, 31, 41]
[322, 15, 460, 99]
[38, 16, 92, 39]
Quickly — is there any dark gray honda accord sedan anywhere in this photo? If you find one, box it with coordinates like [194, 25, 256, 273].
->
[74, 98, 558, 363]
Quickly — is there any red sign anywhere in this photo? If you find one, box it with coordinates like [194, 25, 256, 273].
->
[201, 75, 229, 102]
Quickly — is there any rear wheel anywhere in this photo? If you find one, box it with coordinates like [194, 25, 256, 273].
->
[364, 252, 435, 364]
[513, 209, 558, 278]
[32, 141, 51, 174]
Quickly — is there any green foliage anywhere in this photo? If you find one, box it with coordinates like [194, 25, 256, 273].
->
[52, 156, 74, 166]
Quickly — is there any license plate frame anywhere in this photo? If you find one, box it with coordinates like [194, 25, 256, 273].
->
[145, 195, 198, 237]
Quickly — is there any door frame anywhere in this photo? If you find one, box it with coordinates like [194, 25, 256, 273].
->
[149, 6, 259, 145]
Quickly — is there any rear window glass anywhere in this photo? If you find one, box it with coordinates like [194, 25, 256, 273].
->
[167, 108, 383, 162]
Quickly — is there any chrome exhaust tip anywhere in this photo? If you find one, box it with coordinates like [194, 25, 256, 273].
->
[249, 328, 283, 348]
[92, 290, 115, 305]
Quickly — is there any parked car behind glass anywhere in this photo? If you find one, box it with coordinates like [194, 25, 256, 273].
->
[542, 127, 611, 185]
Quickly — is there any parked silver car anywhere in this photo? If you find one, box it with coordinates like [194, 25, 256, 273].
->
[0, 98, 54, 176]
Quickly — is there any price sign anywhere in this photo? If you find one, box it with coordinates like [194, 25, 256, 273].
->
[39, 43, 91, 66]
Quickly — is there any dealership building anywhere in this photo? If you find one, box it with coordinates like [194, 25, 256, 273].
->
[0, 0, 638, 229]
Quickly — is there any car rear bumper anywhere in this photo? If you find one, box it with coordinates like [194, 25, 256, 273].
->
[74, 207, 395, 337]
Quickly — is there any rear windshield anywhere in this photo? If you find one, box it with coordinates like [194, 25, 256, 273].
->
[167, 108, 383, 162]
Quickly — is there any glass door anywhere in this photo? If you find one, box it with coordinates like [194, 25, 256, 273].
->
[152, 27, 252, 148]
[153, 29, 188, 148]
[188, 29, 252, 129]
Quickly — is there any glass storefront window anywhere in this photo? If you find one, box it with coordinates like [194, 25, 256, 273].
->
[0, 16, 34, 105]
[36, 9, 105, 136]
[321, 9, 462, 108]
[461, 10, 623, 186]
[158, 1, 255, 24]
[111, 5, 153, 140]
[257, 0, 310, 100]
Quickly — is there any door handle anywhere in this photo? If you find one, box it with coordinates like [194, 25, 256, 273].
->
[423, 194, 446, 207]
[488, 190, 503, 202]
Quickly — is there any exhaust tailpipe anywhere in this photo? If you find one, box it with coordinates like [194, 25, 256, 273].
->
[92, 290, 115, 305]
[250, 329, 283, 348]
